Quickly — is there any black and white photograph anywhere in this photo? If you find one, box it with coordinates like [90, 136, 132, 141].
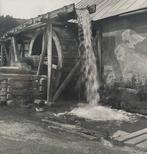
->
[0, 0, 147, 153]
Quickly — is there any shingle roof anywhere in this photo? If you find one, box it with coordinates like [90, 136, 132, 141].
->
[76, 0, 147, 21]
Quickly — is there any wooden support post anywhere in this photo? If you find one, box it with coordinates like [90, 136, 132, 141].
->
[37, 29, 47, 76]
[53, 61, 80, 102]
[11, 37, 19, 63]
[0, 45, 3, 66]
[46, 23, 53, 105]
[20, 42, 25, 59]
[95, 29, 103, 86]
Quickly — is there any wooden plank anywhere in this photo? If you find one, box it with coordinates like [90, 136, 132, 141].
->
[14, 23, 45, 35]
[53, 61, 80, 102]
[11, 37, 19, 63]
[124, 134, 147, 145]
[48, 125, 97, 140]
[8, 81, 33, 89]
[42, 119, 97, 140]
[116, 128, 147, 142]
[46, 23, 53, 105]
[42, 119, 79, 130]
[0, 73, 46, 81]
[7, 78, 33, 82]
[0, 66, 19, 70]
[0, 70, 34, 74]
[12, 89, 33, 96]
[112, 130, 129, 139]
[0, 73, 46, 78]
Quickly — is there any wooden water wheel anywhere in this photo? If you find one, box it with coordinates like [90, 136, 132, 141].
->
[29, 25, 78, 101]
[50, 26, 78, 100]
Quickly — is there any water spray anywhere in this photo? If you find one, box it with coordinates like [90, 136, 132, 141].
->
[76, 8, 100, 105]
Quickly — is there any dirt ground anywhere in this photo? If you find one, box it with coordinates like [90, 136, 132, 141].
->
[0, 106, 146, 154]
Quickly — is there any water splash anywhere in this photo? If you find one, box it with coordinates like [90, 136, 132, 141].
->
[56, 103, 137, 122]
[69, 104, 136, 122]
[77, 9, 100, 105]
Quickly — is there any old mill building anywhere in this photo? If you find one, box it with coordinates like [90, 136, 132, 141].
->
[1, 0, 147, 114]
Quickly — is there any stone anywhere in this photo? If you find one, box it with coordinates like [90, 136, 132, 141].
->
[34, 99, 43, 105]
[35, 107, 44, 112]
[112, 130, 129, 139]
[7, 100, 15, 107]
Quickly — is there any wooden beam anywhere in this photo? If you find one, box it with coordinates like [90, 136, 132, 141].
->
[1, 4, 75, 41]
[95, 29, 103, 86]
[20, 43, 25, 59]
[0, 45, 2, 66]
[53, 61, 80, 102]
[42, 119, 97, 140]
[116, 128, 147, 142]
[37, 29, 47, 76]
[11, 37, 19, 63]
[46, 23, 53, 105]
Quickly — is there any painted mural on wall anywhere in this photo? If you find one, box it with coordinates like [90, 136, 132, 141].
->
[103, 29, 147, 88]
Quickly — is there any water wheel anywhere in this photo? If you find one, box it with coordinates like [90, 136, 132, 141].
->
[29, 26, 78, 100]
[51, 26, 78, 99]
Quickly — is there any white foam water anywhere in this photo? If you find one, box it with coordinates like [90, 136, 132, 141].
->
[56, 103, 137, 122]
[69, 104, 133, 122]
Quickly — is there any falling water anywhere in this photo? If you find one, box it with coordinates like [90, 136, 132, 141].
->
[77, 9, 100, 105]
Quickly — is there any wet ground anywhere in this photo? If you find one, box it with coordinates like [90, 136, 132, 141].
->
[0, 106, 146, 154]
